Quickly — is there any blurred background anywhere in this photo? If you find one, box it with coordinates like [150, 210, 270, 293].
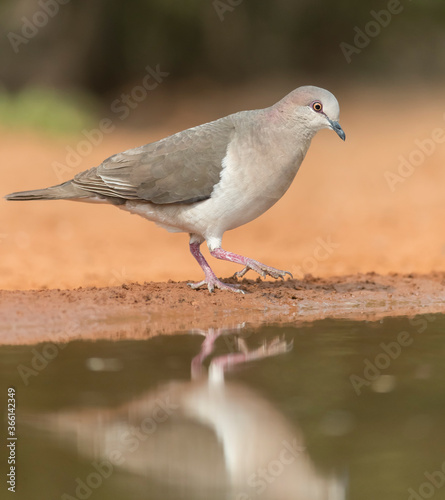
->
[1, 0, 445, 288]
[1, 0, 445, 97]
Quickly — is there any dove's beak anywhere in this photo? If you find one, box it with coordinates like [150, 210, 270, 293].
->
[329, 120, 346, 141]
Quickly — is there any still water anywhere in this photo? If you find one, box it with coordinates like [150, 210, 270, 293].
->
[1, 314, 445, 500]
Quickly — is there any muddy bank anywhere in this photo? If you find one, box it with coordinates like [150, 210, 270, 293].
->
[1, 272, 444, 345]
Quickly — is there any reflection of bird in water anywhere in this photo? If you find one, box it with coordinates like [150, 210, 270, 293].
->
[31, 329, 346, 500]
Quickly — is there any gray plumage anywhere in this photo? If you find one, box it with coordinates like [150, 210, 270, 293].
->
[6, 115, 237, 205]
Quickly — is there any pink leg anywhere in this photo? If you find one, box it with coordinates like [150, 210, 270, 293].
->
[188, 242, 244, 293]
[191, 329, 220, 379]
[210, 248, 293, 280]
[209, 336, 293, 377]
[190, 328, 293, 381]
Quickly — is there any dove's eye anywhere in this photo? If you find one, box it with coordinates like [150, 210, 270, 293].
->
[312, 101, 323, 112]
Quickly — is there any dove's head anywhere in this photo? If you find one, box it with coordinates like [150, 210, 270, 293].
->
[274, 85, 345, 141]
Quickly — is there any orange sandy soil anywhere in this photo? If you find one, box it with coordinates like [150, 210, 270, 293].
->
[1, 273, 445, 345]
[1, 82, 445, 343]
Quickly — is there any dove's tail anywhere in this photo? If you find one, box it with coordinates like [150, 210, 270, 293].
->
[5, 181, 88, 201]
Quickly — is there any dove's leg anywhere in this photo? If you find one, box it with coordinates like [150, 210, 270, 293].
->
[188, 240, 244, 294]
[210, 247, 293, 280]
[190, 327, 293, 382]
[209, 336, 293, 377]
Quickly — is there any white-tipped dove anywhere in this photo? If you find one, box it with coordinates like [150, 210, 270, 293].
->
[6, 86, 345, 293]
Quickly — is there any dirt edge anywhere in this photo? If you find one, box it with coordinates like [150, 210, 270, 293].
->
[1, 272, 445, 345]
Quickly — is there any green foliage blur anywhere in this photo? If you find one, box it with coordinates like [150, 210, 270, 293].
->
[0, 87, 96, 135]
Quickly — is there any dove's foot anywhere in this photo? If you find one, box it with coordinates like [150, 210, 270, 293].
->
[210, 248, 293, 280]
[188, 278, 244, 294]
[188, 241, 246, 294]
[234, 260, 293, 280]
[188, 239, 291, 293]
[210, 335, 293, 373]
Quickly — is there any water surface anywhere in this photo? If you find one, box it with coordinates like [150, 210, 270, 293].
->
[1, 314, 444, 500]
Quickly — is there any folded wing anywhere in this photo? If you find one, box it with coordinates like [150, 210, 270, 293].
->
[72, 117, 235, 205]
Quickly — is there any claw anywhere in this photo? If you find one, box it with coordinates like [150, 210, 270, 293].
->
[188, 280, 206, 290]
[233, 266, 249, 279]
[188, 279, 245, 294]
[233, 259, 292, 281]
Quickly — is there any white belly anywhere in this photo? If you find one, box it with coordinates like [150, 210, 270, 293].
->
[122, 143, 306, 242]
